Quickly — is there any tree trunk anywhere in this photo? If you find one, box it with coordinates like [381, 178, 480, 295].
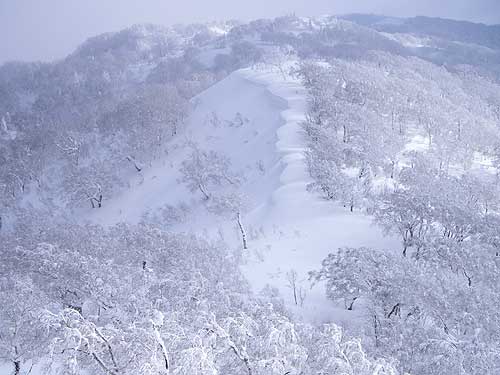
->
[391, 110, 395, 132]
[126, 156, 142, 172]
[387, 303, 401, 318]
[90, 194, 103, 208]
[374, 315, 380, 348]
[347, 297, 358, 310]
[198, 184, 210, 200]
[152, 324, 170, 374]
[237, 212, 248, 250]
[14, 361, 20, 375]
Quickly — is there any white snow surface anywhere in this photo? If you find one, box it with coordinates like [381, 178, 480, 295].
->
[88, 65, 399, 324]
[380, 32, 432, 48]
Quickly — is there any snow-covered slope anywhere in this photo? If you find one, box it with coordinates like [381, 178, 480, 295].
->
[89, 65, 399, 325]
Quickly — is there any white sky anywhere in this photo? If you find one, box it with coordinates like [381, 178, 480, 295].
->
[1, 0, 499, 64]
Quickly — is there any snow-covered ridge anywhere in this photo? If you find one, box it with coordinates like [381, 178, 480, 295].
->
[238, 67, 399, 323]
[85, 65, 397, 324]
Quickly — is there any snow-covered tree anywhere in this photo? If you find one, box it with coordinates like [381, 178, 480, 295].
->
[179, 144, 241, 200]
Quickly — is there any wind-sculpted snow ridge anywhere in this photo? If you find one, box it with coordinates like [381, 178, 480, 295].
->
[238, 66, 399, 324]
[87, 64, 398, 326]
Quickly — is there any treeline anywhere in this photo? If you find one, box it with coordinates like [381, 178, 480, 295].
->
[0, 223, 396, 375]
[302, 52, 500, 374]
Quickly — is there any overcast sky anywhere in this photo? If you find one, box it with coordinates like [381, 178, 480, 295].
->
[1, 0, 500, 64]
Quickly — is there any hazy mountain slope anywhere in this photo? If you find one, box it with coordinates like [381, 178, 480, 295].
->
[343, 14, 500, 75]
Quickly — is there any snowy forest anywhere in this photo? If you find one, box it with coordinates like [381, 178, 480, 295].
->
[2, 13, 500, 375]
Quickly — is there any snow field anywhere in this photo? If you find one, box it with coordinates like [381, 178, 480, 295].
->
[90, 65, 399, 326]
